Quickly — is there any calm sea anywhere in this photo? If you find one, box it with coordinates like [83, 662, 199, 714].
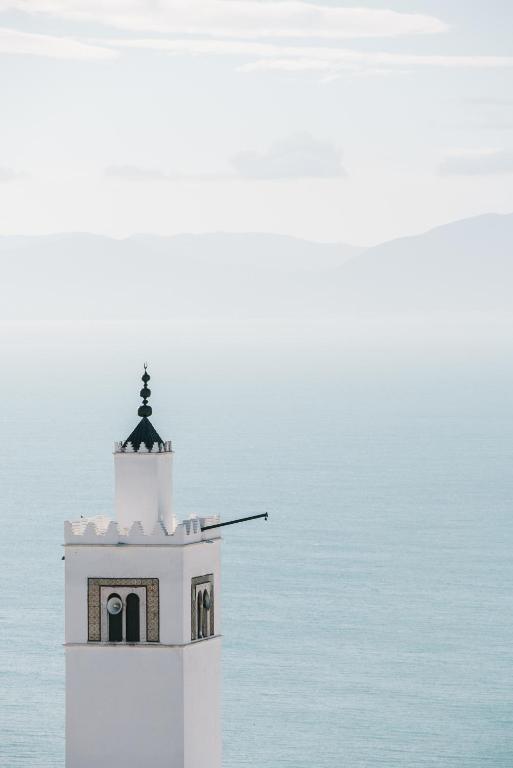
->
[1, 342, 512, 767]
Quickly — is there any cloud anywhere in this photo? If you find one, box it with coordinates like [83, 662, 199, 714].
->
[0, 166, 23, 181]
[105, 165, 170, 181]
[108, 37, 513, 75]
[0, 2, 447, 40]
[0, 26, 116, 59]
[1, 4, 510, 75]
[439, 149, 513, 176]
[231, 133, 346, 179]
[106, 137, 345, 183]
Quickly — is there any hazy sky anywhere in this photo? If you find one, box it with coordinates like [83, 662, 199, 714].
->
[1, 1, 513, 245]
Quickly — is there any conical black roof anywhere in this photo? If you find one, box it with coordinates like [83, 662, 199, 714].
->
[123, 416, 164, 453]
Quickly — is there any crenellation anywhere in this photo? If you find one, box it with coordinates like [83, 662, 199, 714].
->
[113, 440, 172, 454]
[199, 515, 219, 529]
[64, 513, 221, 545]
[105, 520, 119, 538]
[151, 520, 170, 537]
[129, 520, 145, 537]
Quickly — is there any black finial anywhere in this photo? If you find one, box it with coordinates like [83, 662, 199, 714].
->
[138, 363, 152, 417]
[122, 364, 165, 452]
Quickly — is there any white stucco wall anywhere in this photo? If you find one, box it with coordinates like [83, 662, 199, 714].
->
[183, 640, 222, 768]
[114, 451, 174, 533]
[66, 645, 184, 768]
[66, 640, 222, 768]
[65, 540, 221, 645]
[65, 538, 222, 768]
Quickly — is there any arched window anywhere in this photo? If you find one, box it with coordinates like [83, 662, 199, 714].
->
[202, 590, 209, 638]
[126, 593, 140, 642]
[191, 575, 214, 641]
[107, 593, 123, 642]
[197, 591, 203, 639]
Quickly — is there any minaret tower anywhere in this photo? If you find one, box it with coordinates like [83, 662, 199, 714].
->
[65, 368, 222, 768]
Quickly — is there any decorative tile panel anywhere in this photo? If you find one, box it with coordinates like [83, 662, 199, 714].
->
[88, 578, 159, 642]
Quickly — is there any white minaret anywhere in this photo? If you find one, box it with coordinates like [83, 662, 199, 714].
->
[64, 368, 222, 768]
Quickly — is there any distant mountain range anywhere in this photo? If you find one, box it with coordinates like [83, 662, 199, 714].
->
[1, 213, 512, 328]
[341, 213, 513, 313]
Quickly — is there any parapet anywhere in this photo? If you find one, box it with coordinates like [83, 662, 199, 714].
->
[114, 440, 172, 453]
[64, 514, 221, 545]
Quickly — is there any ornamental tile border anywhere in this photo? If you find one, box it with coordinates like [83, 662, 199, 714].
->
[191, 574, 214, 641]
[88, 578, 159, 642]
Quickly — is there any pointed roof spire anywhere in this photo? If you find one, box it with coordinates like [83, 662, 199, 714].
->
[122, 365, 165, 453]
